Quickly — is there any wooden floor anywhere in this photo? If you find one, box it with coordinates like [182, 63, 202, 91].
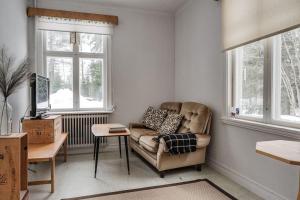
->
[28, 151, 263, 200]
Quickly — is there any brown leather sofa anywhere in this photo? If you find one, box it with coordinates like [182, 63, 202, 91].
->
[129, 102, 212, 177]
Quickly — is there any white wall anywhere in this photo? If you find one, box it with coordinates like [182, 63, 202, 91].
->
[175, 0, 298, 200]
[7, 0, 297, 198]
[35, 0, 175, 125]
[0, 0, 29, 132]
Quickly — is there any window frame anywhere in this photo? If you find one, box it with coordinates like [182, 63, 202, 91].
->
[271, 34, 300, 129]
[229, 40, 268, 123]
[226, 31, 300, 129]
[38, 30, 111, 112]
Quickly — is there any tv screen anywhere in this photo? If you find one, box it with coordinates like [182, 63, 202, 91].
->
[36, 76, 50, 110]
[30, 73, 50, 118]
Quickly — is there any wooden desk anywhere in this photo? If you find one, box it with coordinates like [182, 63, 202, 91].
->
[256, 140, 300, 200]
[92, 124, 130, 178]
[28, 133, 68, 193]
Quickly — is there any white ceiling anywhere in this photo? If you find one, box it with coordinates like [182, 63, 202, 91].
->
[79, 0, 188, 13]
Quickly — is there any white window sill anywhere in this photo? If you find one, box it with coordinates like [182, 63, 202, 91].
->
[48, 109, 114, 115]
[221, 117, 300, 139]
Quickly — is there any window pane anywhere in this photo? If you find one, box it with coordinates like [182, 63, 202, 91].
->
[79, 33, 103, 53]
[46, 31, 73, 52]
[274, 28, 300, 122]
[79, 58, 103, 108]
[235, 41, 264, 118]
[47, 57, 73, 109]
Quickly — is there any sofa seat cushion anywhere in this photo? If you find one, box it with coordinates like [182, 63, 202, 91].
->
[130, 128, 158, 142]
[139, 136, 159, 153]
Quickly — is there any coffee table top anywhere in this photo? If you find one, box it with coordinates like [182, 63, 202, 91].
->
[92, 123, 130, 137]
[256, 140, 300, 166]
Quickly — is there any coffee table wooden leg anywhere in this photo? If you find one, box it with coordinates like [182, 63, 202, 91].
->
[64, 137, 67, 162]
[51, 158, 55, 193]
[124, 136, 130, 175]
[94, 137, 100, 178]
[118, 136, 122, 158]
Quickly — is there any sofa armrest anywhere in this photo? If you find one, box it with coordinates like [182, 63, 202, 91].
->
[196, 134, 211, 148]
[129, 122, 146, 129]
[157, 138, 168, 155]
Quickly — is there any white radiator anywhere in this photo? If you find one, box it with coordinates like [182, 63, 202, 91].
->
[61, 113, 109, 148]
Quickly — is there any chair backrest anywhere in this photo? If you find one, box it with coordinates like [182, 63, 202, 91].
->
[178, 102, 212, 135]
[160, 102, 182, 114]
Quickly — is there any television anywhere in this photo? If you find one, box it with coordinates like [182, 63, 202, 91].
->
[30, 73, 51, 118]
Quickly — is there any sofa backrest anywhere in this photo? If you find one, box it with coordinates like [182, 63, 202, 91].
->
[178, 102, 212, 135]
[160, 102, 182, 114]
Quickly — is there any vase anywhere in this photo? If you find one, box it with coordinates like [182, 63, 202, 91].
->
[0, 100, 13, 136]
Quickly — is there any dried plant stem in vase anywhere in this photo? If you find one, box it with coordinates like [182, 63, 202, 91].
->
[0, 48, 31, 135]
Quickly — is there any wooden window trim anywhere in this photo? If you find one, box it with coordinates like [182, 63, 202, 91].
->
[27, 7, 118, 25]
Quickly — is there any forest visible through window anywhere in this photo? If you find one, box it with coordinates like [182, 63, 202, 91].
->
[279, 28, 300, 122]
[235, 41, 264, 118]
[232, 27, 300, 124]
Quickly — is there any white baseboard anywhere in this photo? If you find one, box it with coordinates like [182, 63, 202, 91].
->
[208, 159, 289, 200]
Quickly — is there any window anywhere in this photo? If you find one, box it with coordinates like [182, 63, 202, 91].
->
[47, 56, 73, 109]
[39, 30, 110, 111]
[79, 58, 103, 109]
[273, 28, 300, 123]
[228, 27, 300, 127]
[234, 41, 264, 118]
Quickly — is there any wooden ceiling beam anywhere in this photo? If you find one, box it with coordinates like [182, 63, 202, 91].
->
[27, 7, 118, 25]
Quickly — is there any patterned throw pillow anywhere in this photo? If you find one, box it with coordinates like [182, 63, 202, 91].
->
[142, 106, 154, 125]
[159, 113, 183, 135]
[142, 106, 168, 131]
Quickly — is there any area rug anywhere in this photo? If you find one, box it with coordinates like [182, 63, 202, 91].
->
[63, 179, 237, 200]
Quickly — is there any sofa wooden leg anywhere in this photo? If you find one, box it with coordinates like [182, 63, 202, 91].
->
[196, 164, 202, 171]
[131, 148, 134, 153]
[159, 172, 165, 178]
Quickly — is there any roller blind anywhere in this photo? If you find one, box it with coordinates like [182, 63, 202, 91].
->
[222, 0, 300, 50]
